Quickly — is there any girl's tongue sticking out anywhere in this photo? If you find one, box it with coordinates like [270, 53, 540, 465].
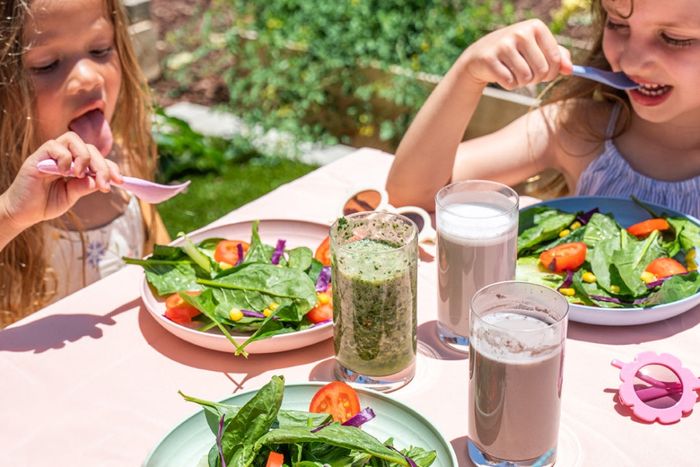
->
[68, 109, 114, 156]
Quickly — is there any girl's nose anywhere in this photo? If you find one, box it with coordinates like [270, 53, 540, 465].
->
[617, 35, 655, 76]
[67, 59, 104, 95]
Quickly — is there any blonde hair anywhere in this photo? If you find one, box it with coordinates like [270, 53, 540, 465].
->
[522, 0, 635, 198]
[0, 0, 158, 324]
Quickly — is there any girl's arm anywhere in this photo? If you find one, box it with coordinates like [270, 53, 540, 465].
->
[386, 19, 572, 210]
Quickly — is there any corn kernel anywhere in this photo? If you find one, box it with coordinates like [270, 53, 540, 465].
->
[582, 271, 597, 283]
[640, 271, 657, 284]
[269, 302, 279, 311]
[559, 288, 576, 296]
[229, 308, 243, 321]
[687, 248, 697, 260]
[317, 292, 330, 305]
[219, 261, 233, 270]
[570, 221, 582, 230]
[610, 285, 620, 294]
[559, 229, 571, 238]
[263, 308, 272, 317]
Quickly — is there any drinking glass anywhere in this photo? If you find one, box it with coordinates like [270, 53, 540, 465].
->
[468, 281, 569, 467]
[435, 180, 519, 352]
[330, 211, 418, 392]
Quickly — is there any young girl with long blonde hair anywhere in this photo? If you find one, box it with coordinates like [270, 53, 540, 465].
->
[387, 0, 700, 217]
[0, 0, 169, 325]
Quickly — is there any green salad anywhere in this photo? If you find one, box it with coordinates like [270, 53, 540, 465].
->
[516, 204, 700, 309]
[181, 376, 436, 467]
[124, 221, 332, 356]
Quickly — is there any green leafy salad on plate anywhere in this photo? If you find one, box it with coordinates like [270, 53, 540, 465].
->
[176, 376, 437, 467]
[516, 201, 700, 310]
[125, 221, 333, 356]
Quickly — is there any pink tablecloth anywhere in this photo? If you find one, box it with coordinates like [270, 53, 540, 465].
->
[1, 148, 699, 466]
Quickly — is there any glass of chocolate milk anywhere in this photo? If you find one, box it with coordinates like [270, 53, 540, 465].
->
[330, 212, 418, 392]
[468, 281, 569, 467]
[435, 180, 519, 352]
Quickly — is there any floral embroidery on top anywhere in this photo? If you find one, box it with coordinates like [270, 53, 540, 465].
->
[85, 240, 108, 269]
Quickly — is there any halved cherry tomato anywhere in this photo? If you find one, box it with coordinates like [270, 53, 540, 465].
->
[315, 236, 331, 266]
[645, 257, 687, 279]
[266, 451, 284, 467]
[307, 285, 333, 323]
[539, 242, 587, 273]
[627, 218, 670, 237]
[214, 240, 250, 265]
[164, 291, 201, 325]
[309, 381, 360, 423]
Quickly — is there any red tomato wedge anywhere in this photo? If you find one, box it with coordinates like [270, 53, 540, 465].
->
[266, 451, 284, 467]
[315, 236, 331, 266]
[627, 218, 670, 237]
[539, 242, 587, 273]
[309, 381, 360, 423]
[164, 291, 201, 325]
[214, 240, 250, 265]
[645, 257, 688, 279]
[307, 285, 333, 323]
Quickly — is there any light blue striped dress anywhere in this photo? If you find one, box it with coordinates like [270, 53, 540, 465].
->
[575, 104, 700, 218]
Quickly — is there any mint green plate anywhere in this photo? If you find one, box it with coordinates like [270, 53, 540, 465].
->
[144, 383, 458, 467]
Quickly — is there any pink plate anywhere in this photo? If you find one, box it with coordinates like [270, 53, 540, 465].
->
[139, 219, 333, 353]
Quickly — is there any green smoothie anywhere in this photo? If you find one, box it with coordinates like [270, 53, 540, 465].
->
[332, 238, 417, 376]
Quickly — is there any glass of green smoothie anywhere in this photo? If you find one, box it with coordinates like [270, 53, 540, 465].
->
[330, 211, 418, 392]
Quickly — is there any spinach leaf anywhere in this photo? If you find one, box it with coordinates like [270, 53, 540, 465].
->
[199, 263, 317, 311]
[287, 246, 313, 271]
[518, 210, 576, 254]
[124, 258, 202, 295]
[243, 220, 275, 264]
[254, 424, 409, 465]
[610, 230, 666, 297]
[217, 375, 285, 467]
[646, 272, 700, 306]
[582, 213, 621, 245]
[587, 236, 620, 292]
[515, 256, 563, 289]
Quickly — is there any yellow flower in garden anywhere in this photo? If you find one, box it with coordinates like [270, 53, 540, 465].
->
[359, 124, 375, 137]
[266, 17, 283, 30]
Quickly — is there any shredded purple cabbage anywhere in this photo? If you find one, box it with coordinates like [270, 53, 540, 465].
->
[646, 272, 689, 289]
[271, 239, 286, 265]
[241, 309, 266, 319]
[388, 445, 418, 467]
[576, 208, 599, 226]
[235, 243, 244, 266]
[590, 295, 648, 306]
[342, 407, 375, 427]
[310, 420, 333, 433]
[558, 269, 574, 289]
[216, 415, 227, 467]
[315, 266, 331, 292]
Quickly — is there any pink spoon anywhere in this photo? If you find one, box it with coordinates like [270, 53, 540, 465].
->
[36, 159, 190, 204]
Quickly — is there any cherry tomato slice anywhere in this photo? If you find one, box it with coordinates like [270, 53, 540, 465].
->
[214, 240, 250, 265]
[315, 236, 331, 266]
[645, 257, 688, 279]
[539, 242, 587, 273]
[266, 451, 284, 467]
[627, 218, 670, 237]
[164, 292, 201, 324]
[309, 381, 360, 423]
[307, 286, 333, 323]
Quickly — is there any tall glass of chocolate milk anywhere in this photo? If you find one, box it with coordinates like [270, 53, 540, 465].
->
[435, 180, 519, 352]
[468, 281, 569, 467]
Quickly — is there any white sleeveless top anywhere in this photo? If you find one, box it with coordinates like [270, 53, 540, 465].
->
[575, 105, 700, 218]
[43, 196, 144, 304]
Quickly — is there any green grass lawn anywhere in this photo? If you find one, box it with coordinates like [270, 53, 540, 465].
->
[157, 157, 318, 237]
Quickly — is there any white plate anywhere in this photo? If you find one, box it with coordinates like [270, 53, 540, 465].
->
[140, 219, 333, 353]
[143, 383, 458, 467]
[519, 196, 700, 326]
